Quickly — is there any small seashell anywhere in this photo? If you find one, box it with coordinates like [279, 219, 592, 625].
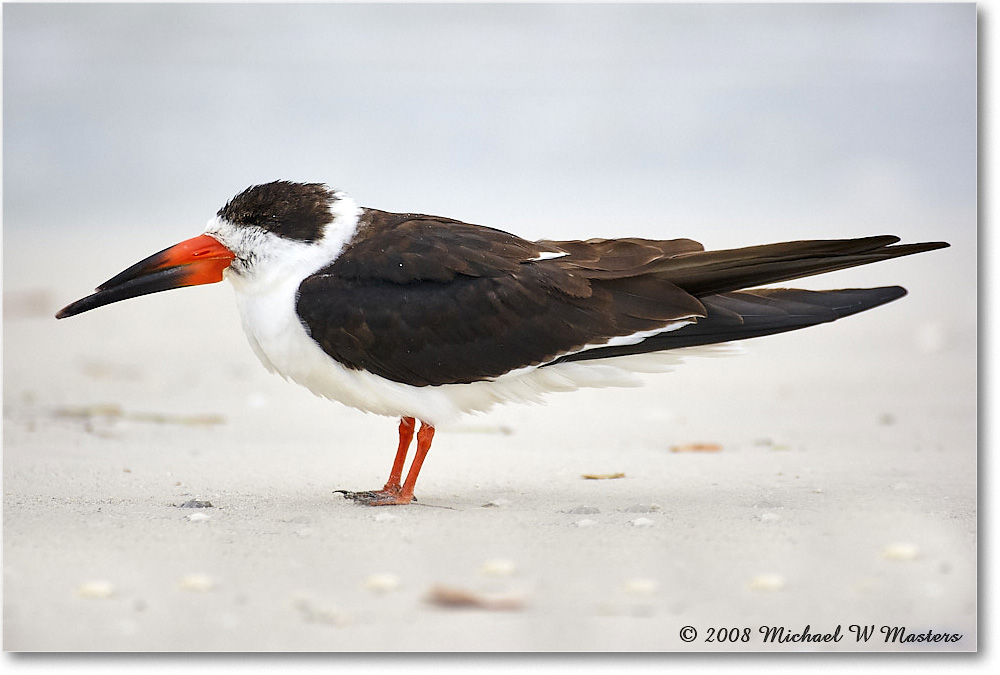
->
[479, 559, 516, 576]
[75, 580, 115, 599]
[425, 584, 525, 611]
[671, 443, 722, 453]
[623, 578, 659, 595]
[881, 542, 920, 561]
[748, 574, 786, 591]
[363, 573, 401, 593]
[178, 573, 215, 592]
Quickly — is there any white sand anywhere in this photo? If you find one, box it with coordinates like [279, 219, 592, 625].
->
[2, 230, 976, 652]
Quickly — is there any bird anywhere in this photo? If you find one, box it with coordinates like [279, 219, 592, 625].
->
[56, 180, 949, 505]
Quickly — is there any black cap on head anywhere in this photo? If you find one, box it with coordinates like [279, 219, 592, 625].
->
[217, 181, 334, 243]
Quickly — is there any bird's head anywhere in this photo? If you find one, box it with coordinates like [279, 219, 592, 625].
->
[56, 181, 357, 319]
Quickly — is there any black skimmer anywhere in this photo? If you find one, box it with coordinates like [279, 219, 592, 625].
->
[57, 181, 949, 505]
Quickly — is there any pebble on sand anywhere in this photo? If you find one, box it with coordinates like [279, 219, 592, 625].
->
[480, 498, 512, 508]
[628, 517, 654, 527]
[292, 594, 351, 626]
[178, 499, 213, 509]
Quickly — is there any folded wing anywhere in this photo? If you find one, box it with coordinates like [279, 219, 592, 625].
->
[296, 210, 947, 386]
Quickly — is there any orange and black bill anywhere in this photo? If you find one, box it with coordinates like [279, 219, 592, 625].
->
[56, 234, 235, 319]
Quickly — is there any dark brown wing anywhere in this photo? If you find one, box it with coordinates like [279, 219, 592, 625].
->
[538, 235, 947, 365]
[296, 210, 948, 386]
[295, 210, 706, 386]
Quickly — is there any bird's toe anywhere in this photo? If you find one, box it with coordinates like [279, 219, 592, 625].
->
[333, 488, 416, 506]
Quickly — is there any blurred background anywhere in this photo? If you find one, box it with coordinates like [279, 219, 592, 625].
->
[4, 4, 975, 317]
[0, 1, 977, 408]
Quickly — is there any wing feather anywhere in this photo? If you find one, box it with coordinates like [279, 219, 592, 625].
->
[296, 209, 947, 386]
[296, 211, 705, 386]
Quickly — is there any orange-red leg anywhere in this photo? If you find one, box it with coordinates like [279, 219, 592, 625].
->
[398, 423, 435, 504]
[335, 417, 434, 506]
[382, 417, 416, 492]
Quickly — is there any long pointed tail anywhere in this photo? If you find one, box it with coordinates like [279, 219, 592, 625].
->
[654, 236, 948, 297]
[549, 286, 908, 364]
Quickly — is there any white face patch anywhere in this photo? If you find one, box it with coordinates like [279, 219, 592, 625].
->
[204, 193, 365, 409]
[203, 193, 362, 292]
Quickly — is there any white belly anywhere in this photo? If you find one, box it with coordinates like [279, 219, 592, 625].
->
[230, 276, 728, 426]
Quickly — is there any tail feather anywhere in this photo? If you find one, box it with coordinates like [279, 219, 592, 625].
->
[547, 286, 908, 365]
[652, 237, 948, 297]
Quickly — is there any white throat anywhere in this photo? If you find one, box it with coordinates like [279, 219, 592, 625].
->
[204, 194, 362, 376]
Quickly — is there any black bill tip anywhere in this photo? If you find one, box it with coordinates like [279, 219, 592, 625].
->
[55, 265, 191, 319]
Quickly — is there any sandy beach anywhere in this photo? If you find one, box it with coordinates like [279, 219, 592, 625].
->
[2, 227, 976, 652]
